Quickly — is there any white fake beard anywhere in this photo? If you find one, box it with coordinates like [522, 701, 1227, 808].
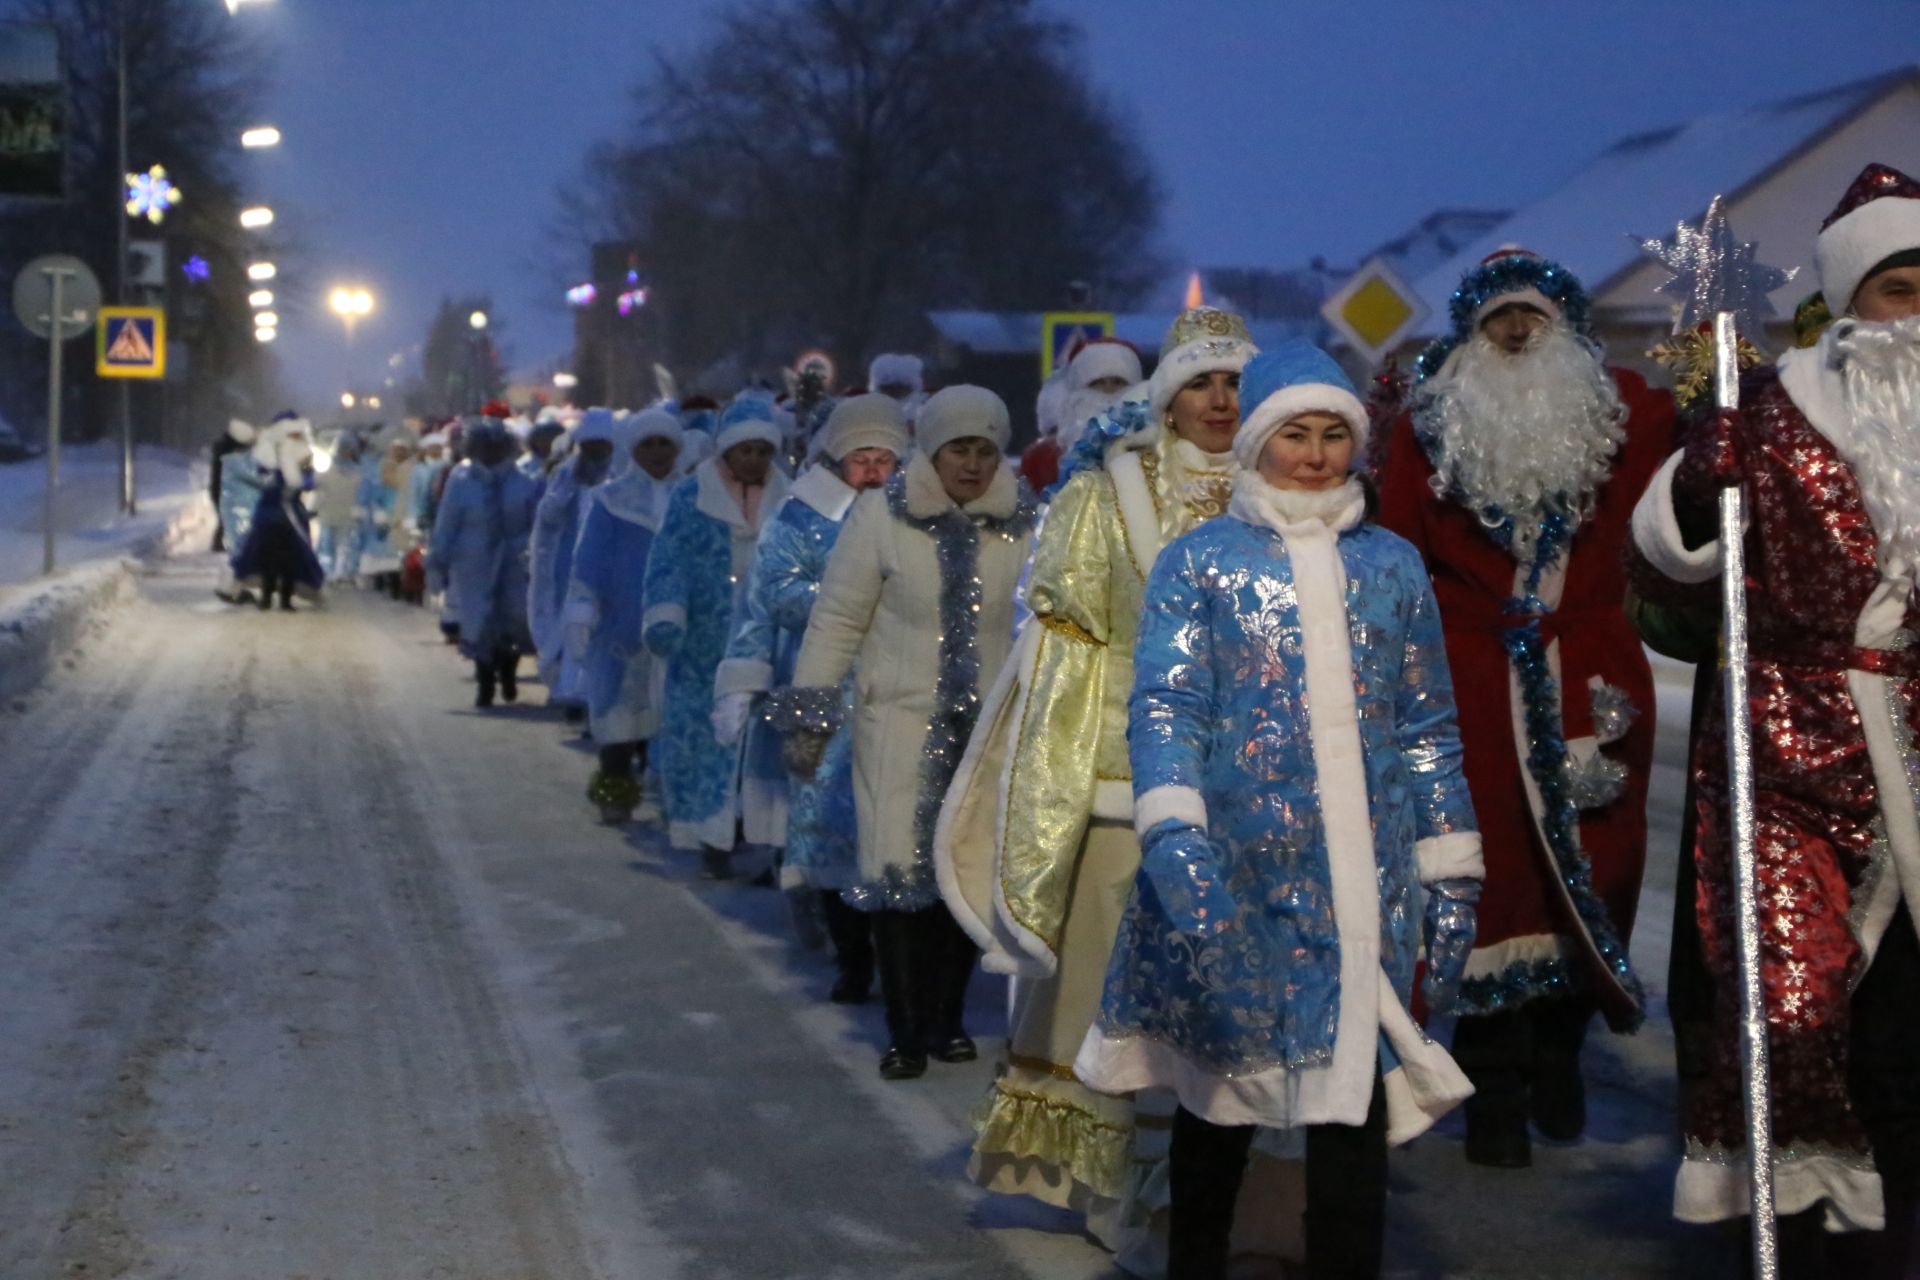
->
[1832, 315, 1920, 576]
[1057, 386, 1126, 452]
[1414, 325, 1627, 550]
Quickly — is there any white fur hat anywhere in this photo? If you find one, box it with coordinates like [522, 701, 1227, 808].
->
[1817, 163, 1920, 316]
[1147, 307, 1258, 420]
[714, 394, 783, 456]
[623, 407, 684, 452]
[1067, 339, 1143, 391]
[868, 353, 924, 394]
[915, 385, 1010, 457]
[817, 394, 909, 460]
[573, 407, 619, 445]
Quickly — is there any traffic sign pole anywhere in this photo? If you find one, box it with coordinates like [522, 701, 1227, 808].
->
[43, 265, 68, 576]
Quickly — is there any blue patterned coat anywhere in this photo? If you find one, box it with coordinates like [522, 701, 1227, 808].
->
[1075, 478, 1481, 1139]
[428, 458, 539, 659]
[570, 468, 674, 741]
[528, 454, 602, 690]
[643, 458, 789, 850]
[718, 466, 862, 884]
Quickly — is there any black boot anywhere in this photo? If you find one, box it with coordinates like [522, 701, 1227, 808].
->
[871, 911, 926, 1080]
[821, 891, 874, 1004]
[1303, 1074, 1389, 1279]
[1455, 1009, 1532, 1168]
[475, 660, 496, 709]
[255, 587, 272, 612]
[496, 653, 519, 704]
[1528, 998, 1591, 1141]
[924, 906, 978, 1063]
[1168, 1106, 1255, 1280]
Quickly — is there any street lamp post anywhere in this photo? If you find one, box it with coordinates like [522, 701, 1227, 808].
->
[468, 310, 489, 413]
[330, 285, 375, 398]
[115, 0, 132, 514]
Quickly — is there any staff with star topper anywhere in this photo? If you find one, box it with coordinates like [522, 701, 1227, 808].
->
[1630, 165, 1920, 1279]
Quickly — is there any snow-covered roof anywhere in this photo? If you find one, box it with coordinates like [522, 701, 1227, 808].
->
[928, 309, 1321, 359]
[1410, 66, 1918, 335]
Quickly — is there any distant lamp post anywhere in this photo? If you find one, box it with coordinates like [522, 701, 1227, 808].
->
[248, 262, 277, 282]
[469, 310, 489, 330]
[552, 372, 579, 389]
[254, 327, 276, 343]
[254, 311, 279, 329]
[329, 286, 374, 340]
[125, 165, 182, 224]
[240, 125, 281, 149]
[341, 392, 356, 409]
[238, 205, 274, 229]
[247, 289, 273, 308]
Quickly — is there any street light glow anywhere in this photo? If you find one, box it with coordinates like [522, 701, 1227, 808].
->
[552, 372, 579, 389]
[329, 287, 374, 318]
[248, 262, 276, 281]
[240, 126, 282, 149]
[341, 393, 356, 408]
[248, 289, 273, 308]
[254, 327, 276, 343]
[225, 0, 272, 13]
[469, 311, 488, 330]
[255, 311, 279, 328]
[238, 206, 274, 229]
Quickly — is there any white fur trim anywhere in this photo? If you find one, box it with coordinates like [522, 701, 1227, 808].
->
[1106, 448, 1166, 579]
[1091, 778, 1134, 821]
[1228, 473, 1366, 536]
[1234, 383, 1370, 471]
[1074, 968, 1469, 1139]
[901, 450, 1019, 521]
[740, 771, 787, 847]
[714, 657, 774, 697]
[1132, 784, 1207, 838]
[1278, 516, 1382, 1130]
[1675, 1150, 1883, 1232]
[1848, 668, 1920, 959]
[1630, 450, 1722, 585]
[641, 601, 686, 635]
[1415, 832, 1485, 884]
[1472, 286, 1559, 326]
[1147, 336, 1256, 419]
[1069, 341, 1144, 391]
[714, 416, 783, 456]
[1818, 193, 1920, 317]
[1460, 932, 1566, 983]
[789, 464, 857, 522]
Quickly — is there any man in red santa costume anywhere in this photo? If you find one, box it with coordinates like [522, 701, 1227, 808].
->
[1631, 163, 1920, 1276]
[1379, 250, 1675, 1168]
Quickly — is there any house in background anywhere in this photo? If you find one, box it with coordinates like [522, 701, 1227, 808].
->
[1402, 65, 1920, 376]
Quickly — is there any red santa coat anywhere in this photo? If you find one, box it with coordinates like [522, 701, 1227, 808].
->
[1378, 367, 1674, 1031]
[1630, 346, 1920, 1230]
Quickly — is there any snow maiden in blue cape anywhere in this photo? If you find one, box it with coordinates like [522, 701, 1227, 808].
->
[642, 397, 790, 862]
[1074, 344, 1483, 1277]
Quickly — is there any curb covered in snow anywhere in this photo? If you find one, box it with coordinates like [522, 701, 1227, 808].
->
[0, 494, 213, 705]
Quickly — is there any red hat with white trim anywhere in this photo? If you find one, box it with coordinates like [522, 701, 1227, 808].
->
[1817, 163, 1920, 316]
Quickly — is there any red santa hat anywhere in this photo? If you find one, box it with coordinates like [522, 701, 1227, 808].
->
[1066, 337, 1144, 391]
[1817, 163, 1920, 316]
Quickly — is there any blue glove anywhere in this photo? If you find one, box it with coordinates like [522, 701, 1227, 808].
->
[644, 621, 684, 657]
[1422, 878, 1481, 1014]
[1139, 819, 1237, 938]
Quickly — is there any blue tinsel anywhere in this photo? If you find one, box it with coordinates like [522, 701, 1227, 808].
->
[1414, 253, 1596, 384]
[1047, 398, 1155, 499]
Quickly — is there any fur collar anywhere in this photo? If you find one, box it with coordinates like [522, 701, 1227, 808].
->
[899, 451, 1025, 522]
[789, 463, 857, 522]
[1778, 336, 1853, 460]
[693, 455, 789, 534]
[1227, 472, 1367, 537]
[595, 469, 671, 530]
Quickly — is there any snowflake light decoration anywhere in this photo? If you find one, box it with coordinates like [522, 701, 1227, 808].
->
[126, 165, 182, 225]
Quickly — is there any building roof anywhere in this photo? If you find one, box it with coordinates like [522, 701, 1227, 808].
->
[1409, 65, 1919, 334]
[927, 309, 1321, 360]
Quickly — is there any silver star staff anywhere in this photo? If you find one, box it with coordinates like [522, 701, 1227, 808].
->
[1638, 196, 1795, 1280]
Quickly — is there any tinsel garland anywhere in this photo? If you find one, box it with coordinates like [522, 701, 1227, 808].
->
[764, 685, 842, 735]
[1465, 507, 1645, 1026]
[1048, 399, 1154, 499]
[1415, 253, 1595, 384]
[844, 473, 1040, 912]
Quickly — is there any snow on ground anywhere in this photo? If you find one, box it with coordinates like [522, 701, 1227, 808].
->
[0, 443, 207, 598]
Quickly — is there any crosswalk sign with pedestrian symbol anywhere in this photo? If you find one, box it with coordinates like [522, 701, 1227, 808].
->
[96, 306, 166, 379]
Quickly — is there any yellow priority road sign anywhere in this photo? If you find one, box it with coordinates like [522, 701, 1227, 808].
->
[97, 306, 166, 379]
[1040, 311, 1114, 379]
[1319, 258, 1428, 366]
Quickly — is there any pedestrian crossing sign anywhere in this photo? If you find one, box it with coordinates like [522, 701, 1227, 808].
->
[1040, 311, 1114, 379]
[97, 306, 166, 379]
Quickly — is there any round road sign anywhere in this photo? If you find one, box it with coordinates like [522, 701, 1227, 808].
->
[14, 254, 103, 341]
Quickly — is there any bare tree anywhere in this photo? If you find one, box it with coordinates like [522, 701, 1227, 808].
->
[561, 0, 1162, 379]
[409, 296, 506, 419]
[0, 0, 275, 444]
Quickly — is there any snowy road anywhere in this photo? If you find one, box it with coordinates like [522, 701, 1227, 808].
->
[0, 553, 1728, 1279]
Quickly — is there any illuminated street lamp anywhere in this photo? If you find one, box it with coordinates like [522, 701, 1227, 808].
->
[247, 289, 273, 308]
[254, 311, 279, 329]
[254, 327, 276, 343]
[240, 126, 281, 149]
[225, 0, 272, 13]
[248, 262, 276, 281]
[469, 310, 488, 331]
[341, 392, 356, 408]
[238, 206, 274, 229]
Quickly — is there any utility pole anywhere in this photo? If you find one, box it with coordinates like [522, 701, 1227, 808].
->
[116, 0, 136, 515]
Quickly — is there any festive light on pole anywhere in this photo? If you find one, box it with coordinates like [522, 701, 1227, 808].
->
[248, 289, 274, 308]
[125, 165, 182, 225]
[248, 262, 276, 282]
[238, 206, 275, 229]
[240, 126, 281, 149]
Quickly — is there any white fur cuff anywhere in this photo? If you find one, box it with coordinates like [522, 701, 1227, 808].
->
[1134, 784, 1207, 838]
[714, 657, 774, 697]
[1630, 450, 1721, 585]
[1415, 832, 1485, 884]
[1091, 778, 1135, 822]
[641, 602, 687, 635]
[1235, 383, 1370, 471]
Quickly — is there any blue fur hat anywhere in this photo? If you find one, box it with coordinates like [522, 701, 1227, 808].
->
[1234, 342, 1368, 470]
[1416, 251, 1594, 382]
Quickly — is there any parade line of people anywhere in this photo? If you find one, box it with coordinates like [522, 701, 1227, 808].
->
[205, 165, 1920, 1280]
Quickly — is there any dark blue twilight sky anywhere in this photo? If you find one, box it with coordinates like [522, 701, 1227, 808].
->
[251, 0, 1913, 407]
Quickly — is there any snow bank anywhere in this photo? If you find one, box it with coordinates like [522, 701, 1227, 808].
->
[0, 444, 211, 703]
